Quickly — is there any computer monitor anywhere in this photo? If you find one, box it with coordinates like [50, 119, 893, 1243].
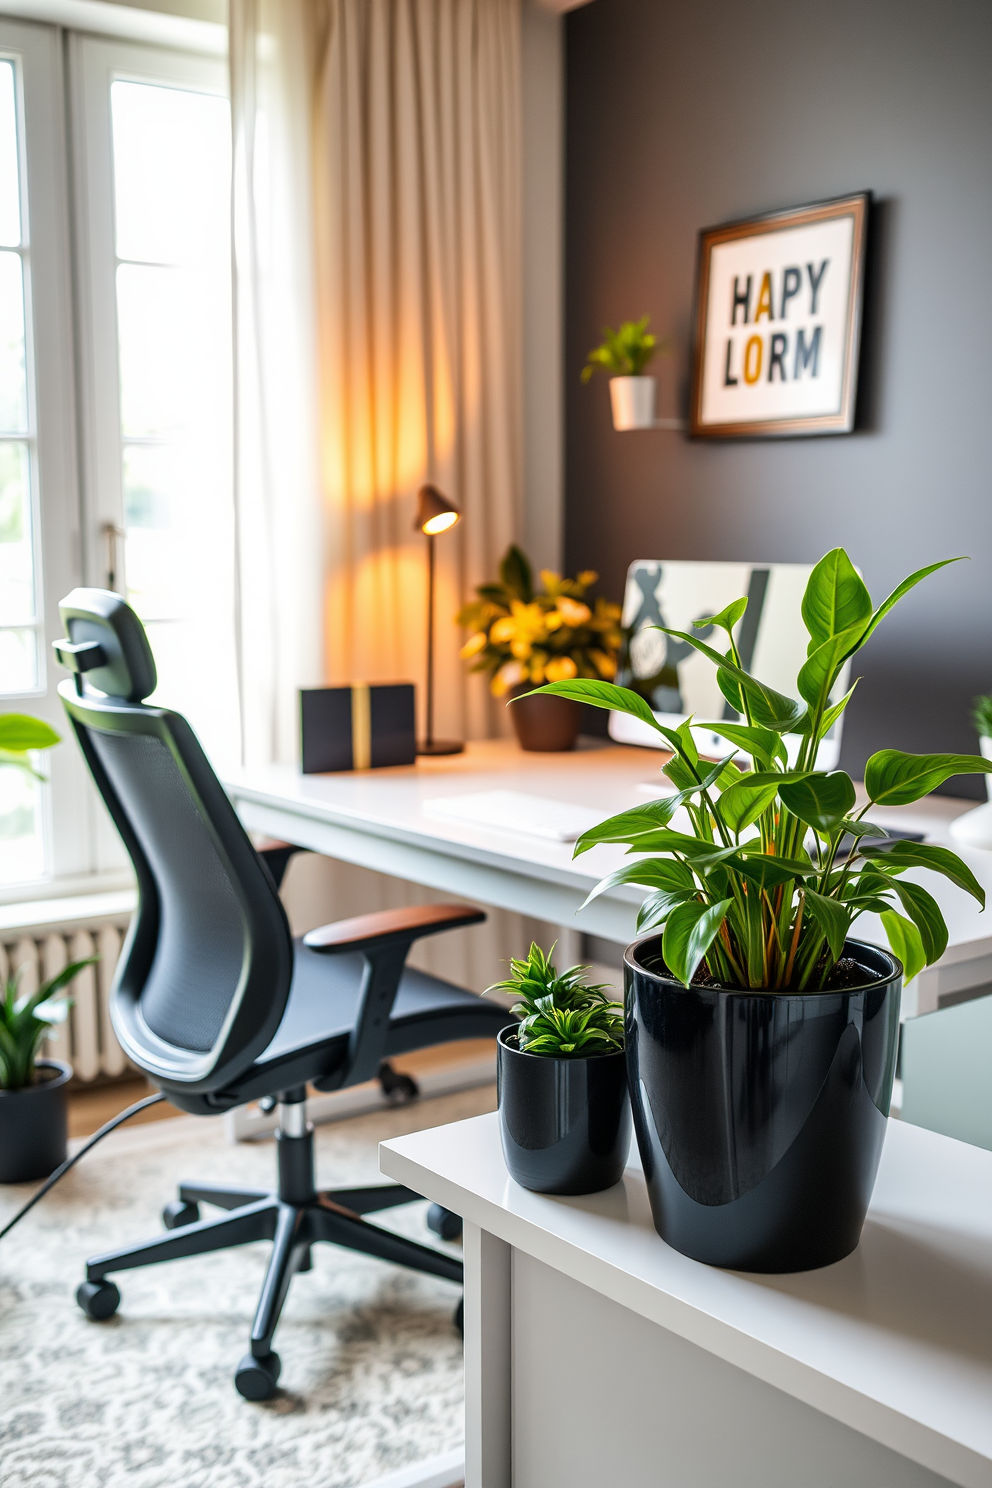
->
[609, 559, 849, 771]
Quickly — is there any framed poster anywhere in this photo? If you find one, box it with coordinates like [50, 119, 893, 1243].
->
[689, 193, 869, 439]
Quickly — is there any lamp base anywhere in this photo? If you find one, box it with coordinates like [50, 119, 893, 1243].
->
[417, 739, 465, 757]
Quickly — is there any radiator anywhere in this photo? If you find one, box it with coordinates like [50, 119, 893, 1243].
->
[0, 922, 130, 1081]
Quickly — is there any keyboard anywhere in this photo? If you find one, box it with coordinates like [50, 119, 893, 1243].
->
[423, 789, 607, 843]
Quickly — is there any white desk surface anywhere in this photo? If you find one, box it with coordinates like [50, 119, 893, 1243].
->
[224, 739, 992, 1011]
[380, 1112, 992, 1488]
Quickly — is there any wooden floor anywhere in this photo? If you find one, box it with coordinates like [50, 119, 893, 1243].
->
[68, 1039, 498, 1137]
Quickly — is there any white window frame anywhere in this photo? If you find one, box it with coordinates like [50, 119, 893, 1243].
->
[0, 17, 230, 905]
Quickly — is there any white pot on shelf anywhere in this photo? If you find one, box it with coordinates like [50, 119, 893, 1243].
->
[948, 736, 992, 849]
[609, 375, 656, 431]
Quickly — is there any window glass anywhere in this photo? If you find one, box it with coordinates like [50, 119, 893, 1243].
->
[0, 54, 41, 885]
[110, 79, 238, 768]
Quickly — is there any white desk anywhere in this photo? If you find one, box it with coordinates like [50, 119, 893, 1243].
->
[379, 1112, 992, 1488]
[224, 740, 992, 1017]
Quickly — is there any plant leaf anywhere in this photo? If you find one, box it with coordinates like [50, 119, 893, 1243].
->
[800, 549, 872, 649]
[695, 596, 747, 636]
[797, 625, 864, 710]
[778, 771, 857, 832]
[858, 840, 985, 906]
[864, 750, 992, 805]
[0, 714, 61, 753]
[879, 910, 926, 983]
[522, 679, 689, 753]
[656, 625, 808, 733]
[573, 798, 684, 856]
[716, 775, 780, 835]
[700, 721, 787, 769]
[803, 889, 853, 963]
[579, 856, 695, 910]
[887, 879, 948, 965]
[636, 886, 697, 932]
[856, 559, 965, 655]
[662, 898, 732, 986]
[727, 853, 818, 889]
[499, 546, 533, 602]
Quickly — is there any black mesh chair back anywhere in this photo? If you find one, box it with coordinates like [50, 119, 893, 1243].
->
[54, 589, 293, 1097]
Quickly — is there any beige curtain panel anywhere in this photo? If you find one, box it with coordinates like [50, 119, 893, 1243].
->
[312, 0, 523, 744]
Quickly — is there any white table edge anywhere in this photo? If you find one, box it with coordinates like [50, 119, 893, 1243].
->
[380, 1118, 992, 1488]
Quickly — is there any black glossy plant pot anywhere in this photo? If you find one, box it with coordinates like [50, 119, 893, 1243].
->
[497, 1025, 632, 1194]
[623, 939, 902, 1272]
[0, 1060, 72, 1184]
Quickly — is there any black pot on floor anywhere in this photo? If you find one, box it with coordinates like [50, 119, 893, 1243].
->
[497, 1025, 631, 1194]
[623, 938, 902, 1272]
[0, 1060, 72, 1184]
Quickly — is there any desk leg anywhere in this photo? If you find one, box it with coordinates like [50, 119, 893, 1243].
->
[463, 1222, 511, 1488]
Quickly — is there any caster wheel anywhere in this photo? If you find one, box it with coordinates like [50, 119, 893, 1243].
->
[235, 1350, 281, 1401]
[427, 1204, 463, 1241]
[76, 1279, 121, 1321]
[453, 1297, 464, 1338]
[162, 1198, 200, 1230]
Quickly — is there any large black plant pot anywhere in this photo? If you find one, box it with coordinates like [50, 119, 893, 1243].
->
[623, 939, 901, 1272]
[497, 1026, 631, 1195]
[0, 1059, 72, 1184]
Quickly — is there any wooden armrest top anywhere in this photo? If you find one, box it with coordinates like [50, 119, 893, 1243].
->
[303, 902, 486, 953]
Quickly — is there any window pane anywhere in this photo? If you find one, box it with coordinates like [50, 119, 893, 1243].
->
[111, 80, 229, 265]
[112, 79, 237, 769]
[0, 763, 43, 884]
[0, 626, 38, 695]
[0, 251, 27, 432]
[0, 60, 20, 248]
[0, 440, 35, 627]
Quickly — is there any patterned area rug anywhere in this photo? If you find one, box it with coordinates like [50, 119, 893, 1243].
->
[0, 1087, 495, 1488]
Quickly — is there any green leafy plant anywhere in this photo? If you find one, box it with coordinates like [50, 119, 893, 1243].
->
[581, 316, 667, 382]
[971, 692, 992, 741]
[517, 549, 991, 992]
[0, 712, 60, 778]
[0, 959, 96, 1090]
[487, 942, 624, 1056]
[457, 545, 622, 696]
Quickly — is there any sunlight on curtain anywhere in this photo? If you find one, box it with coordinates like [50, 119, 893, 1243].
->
[312, 0, 523, 743]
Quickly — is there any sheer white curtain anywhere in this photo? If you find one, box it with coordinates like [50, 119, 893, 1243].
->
[229, 0, 560, 991]
[229, 0, 323, 767]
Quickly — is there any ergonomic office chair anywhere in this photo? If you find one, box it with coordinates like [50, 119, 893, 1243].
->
[53, 588, 510, 1400]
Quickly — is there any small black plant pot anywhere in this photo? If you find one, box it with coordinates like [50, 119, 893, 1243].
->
[624, 938, 902, 1273]
[496, 1025, 632, 1195]
[0, 1060, 72, 1184]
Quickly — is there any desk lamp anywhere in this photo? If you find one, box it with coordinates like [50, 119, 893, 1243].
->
[415, 483, 464, 756]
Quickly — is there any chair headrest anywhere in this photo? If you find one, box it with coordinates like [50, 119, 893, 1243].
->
[53, 589, 157, 703]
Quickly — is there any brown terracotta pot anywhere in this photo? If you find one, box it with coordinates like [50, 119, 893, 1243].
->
[509, 687, 582, 752]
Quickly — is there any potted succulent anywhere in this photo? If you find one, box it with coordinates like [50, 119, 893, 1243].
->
[0, 711, 91, 1185]
[525, 548, 991, 1270]
[582, 316, 669, 430]
[457, 546, 622, 751]
[489, 943, 631, 1194]
[949, 692, 992, 849]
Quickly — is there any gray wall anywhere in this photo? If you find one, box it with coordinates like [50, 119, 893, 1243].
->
[565, 0, 992, 790]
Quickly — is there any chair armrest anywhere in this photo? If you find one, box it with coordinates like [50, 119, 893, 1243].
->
[303, 903, 486, 955]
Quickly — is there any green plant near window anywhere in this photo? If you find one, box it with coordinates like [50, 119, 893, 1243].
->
[0, 712, 61, 778]
[519, 548, 992, 992]
[487, 942, 624, 1056]
[971, 692, 992, 740]
[0, 959, 96, 1091]
[581, 316, 666, 382]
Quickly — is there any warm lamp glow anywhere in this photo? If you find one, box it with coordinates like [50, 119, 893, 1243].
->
[422, 510, 459, 536]
[415, 483, 460, 535]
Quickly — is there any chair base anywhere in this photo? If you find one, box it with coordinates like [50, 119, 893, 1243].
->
[76, 1111, 463, 1400]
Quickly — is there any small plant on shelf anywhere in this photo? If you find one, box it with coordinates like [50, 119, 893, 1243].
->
[971, 692, 992, 740]
[519, 547, 991, 992]
[457, 545, 622, 698]
[581, 315, 667, 382]
[487, 942, 624, 1056]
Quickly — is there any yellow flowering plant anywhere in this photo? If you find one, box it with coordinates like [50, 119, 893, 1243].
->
[457, 546, 622, 697]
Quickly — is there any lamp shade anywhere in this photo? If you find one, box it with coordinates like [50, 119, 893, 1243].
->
[415, 484, 460, 536]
